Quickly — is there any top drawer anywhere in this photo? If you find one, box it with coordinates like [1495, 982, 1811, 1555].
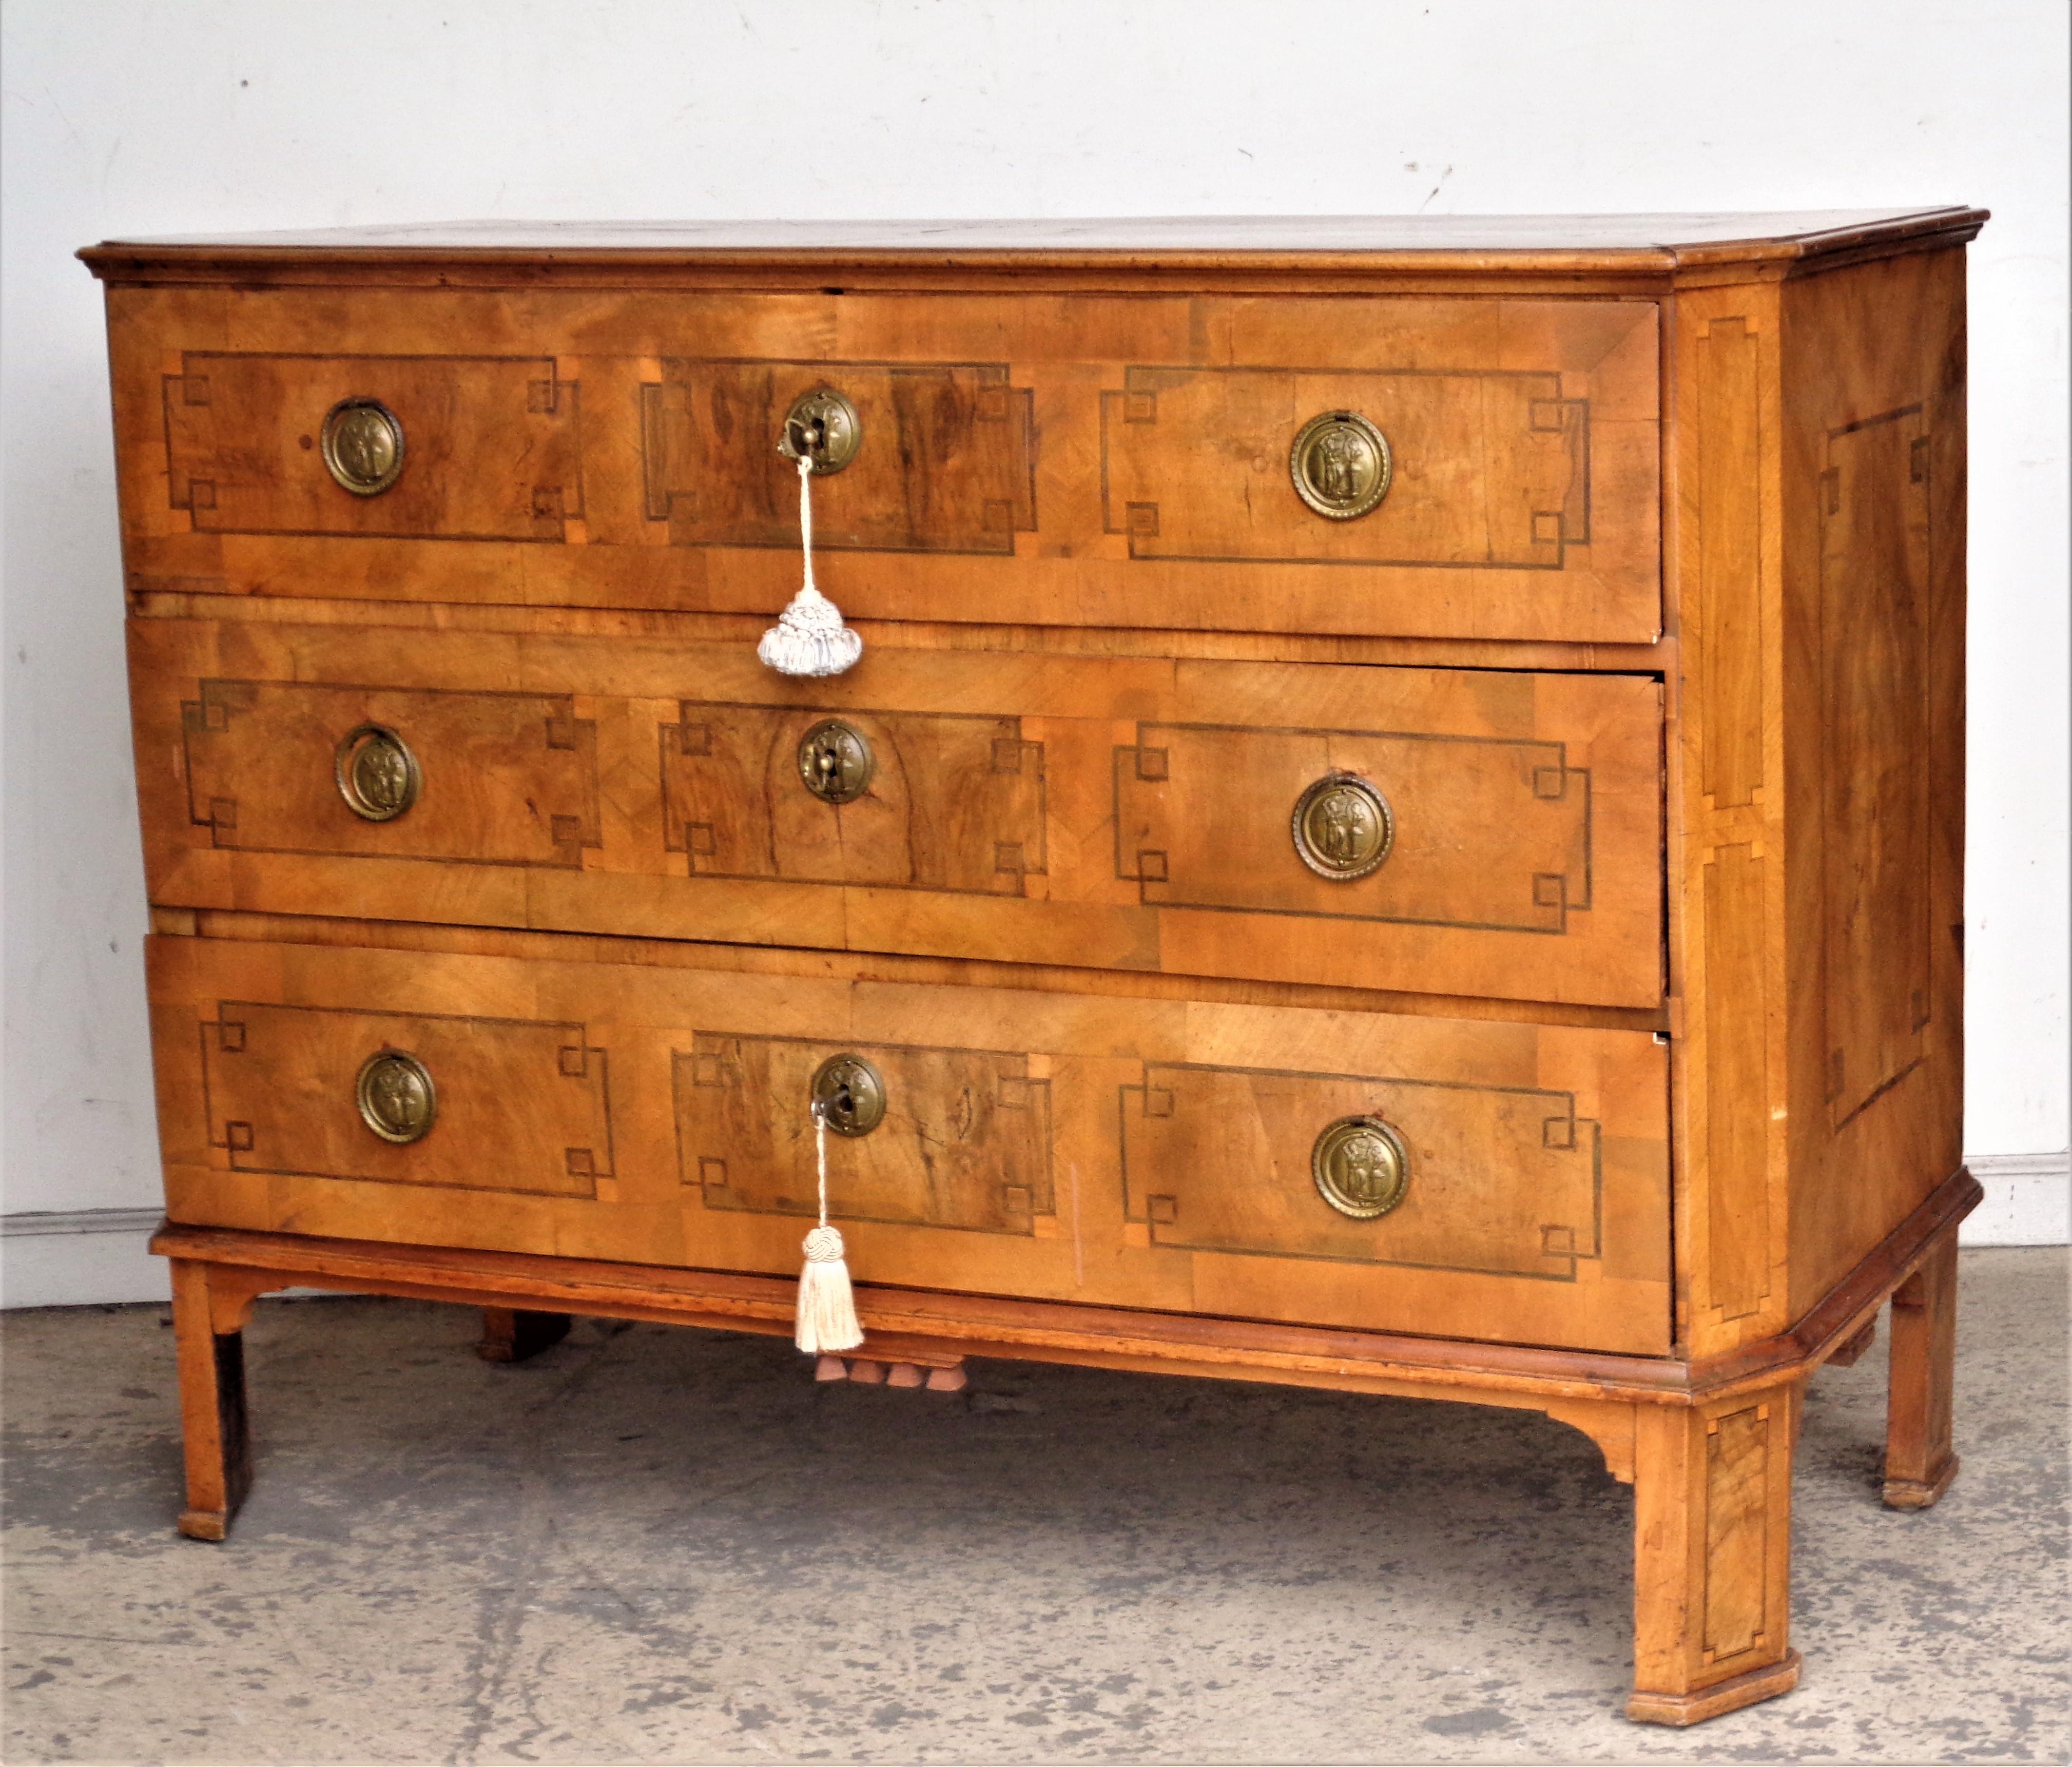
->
[107, 288, 1660, 644]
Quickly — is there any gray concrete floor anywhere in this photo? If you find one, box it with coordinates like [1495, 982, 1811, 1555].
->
[2, 1250, 2065, 1765]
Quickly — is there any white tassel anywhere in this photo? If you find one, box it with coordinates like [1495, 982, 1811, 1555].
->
[795, 1105, 864, 1354]
[758, 453, 862, 679]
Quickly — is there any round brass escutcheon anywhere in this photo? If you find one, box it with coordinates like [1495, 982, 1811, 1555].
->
[778, 387, 863, 475]
[1291, 772, 1394, 880]
[321, 397, 406, 496]
[797, 718, 874, 805]
[335, 724, 421, 822]
[1290, 410, 1392, 520]
[357, 1049, 437, 1145]
[811, 1053, 886, 1138]
[1311, 1114, 1410, 1220]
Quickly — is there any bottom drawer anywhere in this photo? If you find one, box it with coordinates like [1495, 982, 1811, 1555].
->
[146, 931, 1672, 1355]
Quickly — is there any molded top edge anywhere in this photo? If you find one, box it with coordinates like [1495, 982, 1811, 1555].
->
[80, 208, 1987, 278]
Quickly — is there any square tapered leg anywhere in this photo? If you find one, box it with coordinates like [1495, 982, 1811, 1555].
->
[170, 1258, 252, 1542]
[1626, 1383, 1803, 1725]
[1884, 1232, 1960, 1508]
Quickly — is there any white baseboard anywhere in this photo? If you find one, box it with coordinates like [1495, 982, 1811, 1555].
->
[3, 1153, 2065, 1309]
[1960, 1151, 2071, 1246]
[1, 1209, 170, 1308]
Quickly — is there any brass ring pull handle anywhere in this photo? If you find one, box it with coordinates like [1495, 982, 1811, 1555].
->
[1312, 1115, 1410, 1219]
[797, 719, 874, 804]
[1290, 410, 1392, 520]
[321, 397, 406, 496]
[811, 1053, 886, 1138]
[357, 1050, 437, 1144]
[777, 387, 862, 475]
[1291, 772, 1393, 880]
[335, 724, 421, 822]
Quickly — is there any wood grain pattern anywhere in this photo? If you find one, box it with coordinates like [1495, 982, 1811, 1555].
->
[157, 903, 1672, 1034]
[79, 208, 1988, 285]
[1667, 247, 1967, 1367]
[129, 581, 1673, 677]
[129, 617, 1667, 1009]
[147, 1161, 1976, 1417]
[144, 926, 1673, 1354]
[163, 352, 582, 540]
[1697, 316, 1763, 809]
[1701, 844, 1771, 1323]
[647, 359, 1034, 553]
[1818, 406, 1933, 1128]
[1115, 720, 1594, 935]
[199, 1000, 613, 1198]
[1103, 359, 1598, 569]
[1120, 1059, 1602, 1280]
[103, 286, 1660, 644]
[1701, 1404, 1776, 1660]
[680, 1033, 1053, 1234]
[661, 702, 1044, 896]
[181, 678, 600, 868]
[1778, 248, 1968, 1321]
[1629, 1380, 1799, 1720]
[169, 1256, 251, 1541]
[1669, 282, 1791, 1356]
[1883, 1228, 1959, 1508]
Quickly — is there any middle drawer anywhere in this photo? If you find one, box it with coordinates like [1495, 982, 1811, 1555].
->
[131, 616, 1665, 1008]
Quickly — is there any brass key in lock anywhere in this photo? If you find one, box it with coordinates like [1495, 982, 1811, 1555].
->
[811, 1053, 886, 1137]
[778, 388, 862, 474]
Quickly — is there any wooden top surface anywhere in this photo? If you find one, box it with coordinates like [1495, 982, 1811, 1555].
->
[81, 209, 1985, 281]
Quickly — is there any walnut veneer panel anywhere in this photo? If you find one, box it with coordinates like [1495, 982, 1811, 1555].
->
[646, 360, 1035, 554]
[146, 929, 1673, 1354]
[682, 1033, 1053, 1235]
[199, 1001, 609, 1198]
[1105, 363, 1588, 571]
[164, 354, 582, 540]
[177, 678, 600, 867]
[131, 618, 1665, 1008]
[106, 288, 1659, 643]
[1779, 249, 1969, 1323]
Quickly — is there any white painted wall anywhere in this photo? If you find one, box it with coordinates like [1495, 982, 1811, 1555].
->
[4, 0, 2065, 1304]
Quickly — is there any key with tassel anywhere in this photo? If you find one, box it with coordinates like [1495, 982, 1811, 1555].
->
[794, 1100, 864, 1355]
[760, 398, 863, 679]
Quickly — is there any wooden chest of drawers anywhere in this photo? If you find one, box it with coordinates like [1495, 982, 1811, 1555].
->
[85, 211, 1983, 1725]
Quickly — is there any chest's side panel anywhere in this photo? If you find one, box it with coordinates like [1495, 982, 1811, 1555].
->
[1778, 249, 1968, 1317]
[1667, 249, 1970, 1356]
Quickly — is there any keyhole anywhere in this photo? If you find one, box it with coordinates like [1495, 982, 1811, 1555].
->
[812, 1052, 885, 1137]
[798, 720, 872, 805]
